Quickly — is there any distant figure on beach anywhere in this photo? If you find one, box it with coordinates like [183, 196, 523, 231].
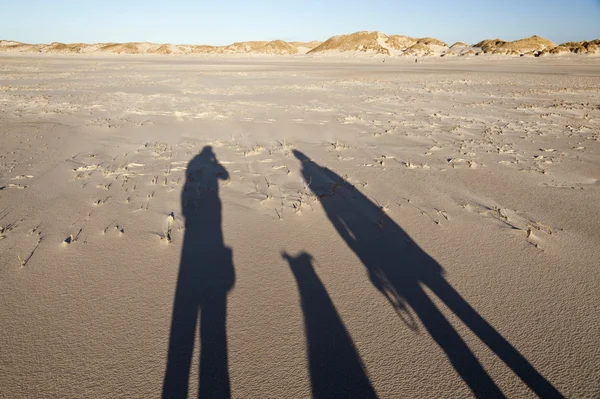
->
[163, 146, 234, 399]
[415, 58, 418, 63]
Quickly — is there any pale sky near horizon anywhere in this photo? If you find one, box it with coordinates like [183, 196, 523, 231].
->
[2, 0, 600, 46]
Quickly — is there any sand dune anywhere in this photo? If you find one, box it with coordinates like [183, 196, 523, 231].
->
[450, 41, 469, 48]
[308, 31, 449, 56]
[1, 33, 599, 57]
[290, 40, 323, 54]
[183, 44, 221, 54]
[44, 42, 87, 53]
[0, 39, 304, 55]
[475, 36, 600, 57]
[308, 31, 393, 55]
[542, 39, 600, 56]
[386, 34, 419, 49]
[0, 41, 42, 53]
[474, 35, 556, 55]
[147, 43, 187, 55]
[442, 42, 480, 57]
[98, 42, 154, 54]
[223, 40, 299, 55]
[414, 37, 447, 47]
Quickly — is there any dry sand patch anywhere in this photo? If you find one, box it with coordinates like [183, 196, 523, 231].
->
[0, 54, 599, 398]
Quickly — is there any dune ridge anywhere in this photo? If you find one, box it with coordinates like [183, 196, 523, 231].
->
[0, 39, 310, 55]
[307, 31, 449, 56]
[223, 40, 299, 55]
[474, 35, 557, 56]
[1, 32, 599, 57]
[540, 39, 600, 56]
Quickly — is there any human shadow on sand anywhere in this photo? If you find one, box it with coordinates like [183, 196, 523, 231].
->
[283, 251, 378, 399]
[163, 146, 234, 399]
[293, 150, 563, 399]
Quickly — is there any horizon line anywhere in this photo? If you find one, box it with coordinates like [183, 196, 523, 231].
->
[3, 31, 597, 48]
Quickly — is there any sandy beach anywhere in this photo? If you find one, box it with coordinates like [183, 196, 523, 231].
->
[0, 53, 599, 398]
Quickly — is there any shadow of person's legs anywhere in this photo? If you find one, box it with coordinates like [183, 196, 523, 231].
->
[199, 293, 231, 399]
[403, 283, 505, 398]
[425, 276, 564, 398]
[283, 251, 378, 399]
[162, 287, 199, 399]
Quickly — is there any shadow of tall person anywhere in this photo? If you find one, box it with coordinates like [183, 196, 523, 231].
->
[283, 251, 378, 399]
[163, 146, 234, 399]
[293, 150, 563, 399]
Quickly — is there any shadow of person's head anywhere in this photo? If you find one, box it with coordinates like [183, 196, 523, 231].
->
[282, 251, 315, 278]
[293, 149, 309, 162]
[182, 145, 229, 218]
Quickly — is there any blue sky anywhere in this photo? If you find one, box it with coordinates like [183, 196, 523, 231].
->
[2, 0, 599, 45]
